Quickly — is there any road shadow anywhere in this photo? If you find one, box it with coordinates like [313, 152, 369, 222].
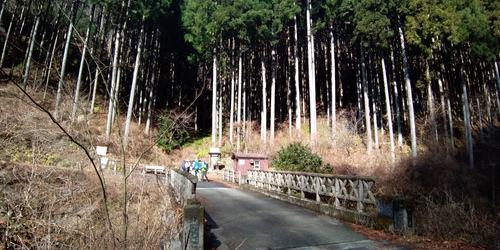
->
[204, 211, 221, 250]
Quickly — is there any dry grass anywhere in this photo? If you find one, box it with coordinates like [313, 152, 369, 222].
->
[0, 81, 182, 248]
[0, 161, 181, 249]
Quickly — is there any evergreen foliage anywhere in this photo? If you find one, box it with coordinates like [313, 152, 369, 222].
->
[156, 110, 190, 152]
[272, 142, 323, 173]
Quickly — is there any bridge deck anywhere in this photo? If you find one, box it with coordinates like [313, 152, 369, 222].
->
[196, 179, 409, 250]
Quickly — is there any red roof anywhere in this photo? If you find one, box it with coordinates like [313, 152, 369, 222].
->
[231, 152, 268, 159]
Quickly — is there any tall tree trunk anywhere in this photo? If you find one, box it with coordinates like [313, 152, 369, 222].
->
[0, 13, 14, 70]
[145, 46, 159, 136]
[219, 77, 223, 147]
[106, 0, 130, 140]
[390, 44, 403, 148]
[72, 4, 95, 122]
[43, 29, 59, 100]
[360, 44, 373, 154]
[306, 0, 317, 148]
[426, 59, 437, 147]
[230, 38, 235, 145]
[261, 51, 267, 143]
[398, 25, 417, 159]
[270, 47, 276, 144]
[287, 26, 292, 137]
[22, 15, 40, 91]
[55, 6, 76, 119]
[484, 82, 492, 128]
[90, 62, 100, 115]
[494, 60, 500, 115]
[330, 28, 336, 145]
[381, 54, 395, 164]
[0, 0, 7, 23]
[211, 51, 218, 147]
[459, 53, 474, 168]
[105, 28, 121, 139]
[369, 51, 379, 150]
[123, 18, 144, 149]
[476, 98, 484, 141]
[294, 14, 301, 133]
[237, 51, 242, 152]
[437, 64, 450, 153]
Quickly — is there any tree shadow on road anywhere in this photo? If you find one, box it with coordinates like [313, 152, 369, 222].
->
[204, 212, 221, 250]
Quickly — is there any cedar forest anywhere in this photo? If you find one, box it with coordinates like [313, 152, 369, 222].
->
[0, 0, 499, 248]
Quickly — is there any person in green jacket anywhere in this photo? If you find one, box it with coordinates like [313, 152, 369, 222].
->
[200, 161, 209, 182]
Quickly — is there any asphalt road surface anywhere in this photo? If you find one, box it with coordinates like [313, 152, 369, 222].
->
[196, 180, 410, 250]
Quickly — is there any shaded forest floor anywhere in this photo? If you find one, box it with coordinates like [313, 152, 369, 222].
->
[0, 78, 499, 249]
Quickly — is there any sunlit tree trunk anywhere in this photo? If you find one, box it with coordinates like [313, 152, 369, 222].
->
[425, 59, 437, 147]
[494, 60, 500, 115]
[306, 0, 317, 148]
[360, 44, 372, 154]
[211, 51, 217, 147]
[22, 15, 40, 91]
[287, 26, 292, 137]
[43, 29, 59, 100]
[230, 38, 235, 145]
[0, 13, 14, 70]
[124, 17, 144, 149]
[0, 0, 7, 23]
[106, 0, 130, 140]
[369, 51, 379, 150]
[270, 47, 276, 144]
[294, 15, 301, 133]
[145, 53, 159, 136]
[55, 2, 77, 119]
[483, 82, 492, 128]
[72, 5, 95, 122]
[330, 28, 336, 145]
[90, 63, 100, 115]
[459, 53, 474, 168]
[381, 54, 395, 164]
[390, 44, 403, 148]
[261, 52, 267, 143]
[237, 51, 242, 152]
[399, 25, 417, 159]
[437, 64, 450, 153]
[219, 77, 223, 147]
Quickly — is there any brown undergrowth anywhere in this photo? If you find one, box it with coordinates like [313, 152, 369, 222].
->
[0, 161, 182, 249]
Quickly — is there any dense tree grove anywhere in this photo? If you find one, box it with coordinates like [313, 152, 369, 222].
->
[1, 0, 499, 167]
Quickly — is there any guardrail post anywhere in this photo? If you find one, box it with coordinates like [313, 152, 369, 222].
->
[357, 180, 364, 213]
[316, 176, 320, 203]
[183, 199, 205, 250]
[287, 174, 291, 195]
[300, 175, 305, 199]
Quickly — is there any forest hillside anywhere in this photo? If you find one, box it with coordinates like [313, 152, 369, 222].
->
[1, 77, 499, 248]
[0, 0, 499, 248]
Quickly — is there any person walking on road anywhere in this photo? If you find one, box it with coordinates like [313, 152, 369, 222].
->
[200, 161, 209, 182]
[193, 159, 200, 178]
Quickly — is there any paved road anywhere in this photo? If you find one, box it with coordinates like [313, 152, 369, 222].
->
[196, 180, 409, 250]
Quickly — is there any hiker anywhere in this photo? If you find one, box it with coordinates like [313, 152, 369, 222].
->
[193, 159, 200, 178]
[184, 160, 191, 172]
[200, 161, 209, 182]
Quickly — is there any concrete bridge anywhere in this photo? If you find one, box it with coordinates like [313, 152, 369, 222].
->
[163, 168, 413, 250]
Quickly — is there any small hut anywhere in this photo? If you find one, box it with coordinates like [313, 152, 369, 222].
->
[231, 152, 269, 176]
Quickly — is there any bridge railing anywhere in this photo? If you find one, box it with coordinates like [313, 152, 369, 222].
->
[156, 168, 203, 249]
[243, 169, 377, 215]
